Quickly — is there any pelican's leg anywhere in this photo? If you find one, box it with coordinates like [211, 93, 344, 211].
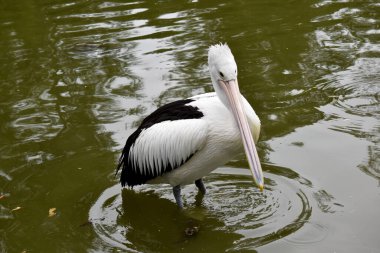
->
[195, 178, 206, 194]
[173, 185, 183, 208]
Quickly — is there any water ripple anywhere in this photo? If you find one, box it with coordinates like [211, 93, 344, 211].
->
[89, 166, 329, 252]
[10, 96, 64, 143]
[310, 0, 380, 183]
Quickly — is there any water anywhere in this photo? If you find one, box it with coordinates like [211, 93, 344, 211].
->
[0, 0, 379, 252]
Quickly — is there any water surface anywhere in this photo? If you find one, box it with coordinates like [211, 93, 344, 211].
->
[0, 0, 379, 252]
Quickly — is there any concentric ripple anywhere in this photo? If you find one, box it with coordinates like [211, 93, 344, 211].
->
[89, 166, 326, 252]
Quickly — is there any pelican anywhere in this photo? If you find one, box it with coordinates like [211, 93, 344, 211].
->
[116, 43, 263, 208]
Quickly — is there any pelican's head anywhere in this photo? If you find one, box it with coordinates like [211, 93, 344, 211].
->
[208, 43, 264, 191]
[208, 43, 238, 104]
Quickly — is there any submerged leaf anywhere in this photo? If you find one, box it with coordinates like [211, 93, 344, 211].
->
[48, 207, 57, 217]
[11, 206, 22, 212]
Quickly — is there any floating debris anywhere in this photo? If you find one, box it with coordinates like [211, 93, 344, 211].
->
[291, 141, 305, 147]
[184, 226, 199, 237]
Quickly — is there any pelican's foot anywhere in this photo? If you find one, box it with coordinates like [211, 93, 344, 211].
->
[173, 185, 183, 208]
[195, 178, 206, 195]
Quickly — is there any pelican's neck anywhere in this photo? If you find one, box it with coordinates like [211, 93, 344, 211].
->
[211, 77, 231, 111]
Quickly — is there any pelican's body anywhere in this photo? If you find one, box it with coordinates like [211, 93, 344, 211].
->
[148, 92, 260, 186]
[117, 44, 264, 208]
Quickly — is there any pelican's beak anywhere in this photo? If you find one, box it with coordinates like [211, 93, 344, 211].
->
[219, 79, 264, 191]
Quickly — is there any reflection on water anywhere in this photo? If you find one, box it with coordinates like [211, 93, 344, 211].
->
[0, 0, 379, 252]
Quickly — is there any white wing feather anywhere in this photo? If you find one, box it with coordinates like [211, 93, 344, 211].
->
[128, 119, 208, 176]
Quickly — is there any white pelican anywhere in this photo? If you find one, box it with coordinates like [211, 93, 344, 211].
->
[116, 43, 263, 208]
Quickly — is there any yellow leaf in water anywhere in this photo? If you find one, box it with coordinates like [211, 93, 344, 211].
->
[11, 206, 22, 212]
[48, 208, 57, 217]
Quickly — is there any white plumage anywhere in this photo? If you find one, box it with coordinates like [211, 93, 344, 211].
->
[129, 119, 207, 177]
[146, 93, 260, 186]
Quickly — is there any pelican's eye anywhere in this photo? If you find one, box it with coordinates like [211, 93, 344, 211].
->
[219, 72, 224, 78]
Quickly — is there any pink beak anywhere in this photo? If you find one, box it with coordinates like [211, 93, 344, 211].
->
[219, 79, 264, 191]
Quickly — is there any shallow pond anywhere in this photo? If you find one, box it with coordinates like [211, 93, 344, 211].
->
[0, 0, 379, 252]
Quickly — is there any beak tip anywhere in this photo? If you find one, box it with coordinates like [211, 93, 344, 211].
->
[259, 184, 264, 192]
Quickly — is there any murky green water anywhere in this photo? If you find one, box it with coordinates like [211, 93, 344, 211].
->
[1, 0, 379, 252]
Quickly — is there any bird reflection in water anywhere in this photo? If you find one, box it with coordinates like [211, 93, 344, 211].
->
[119, 188, 244, 252]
